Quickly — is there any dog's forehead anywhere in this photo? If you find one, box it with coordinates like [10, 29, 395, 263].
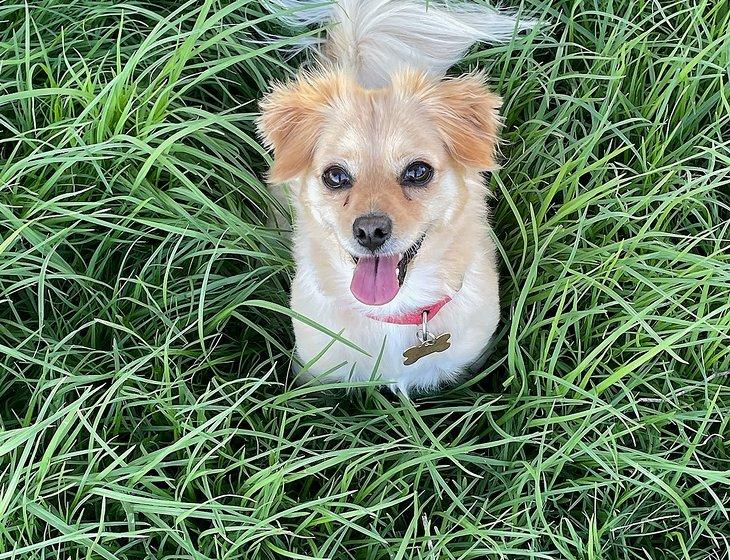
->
[316, 89, 443, 170]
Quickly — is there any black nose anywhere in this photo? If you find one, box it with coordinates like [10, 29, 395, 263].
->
[353, 213, 392, 251]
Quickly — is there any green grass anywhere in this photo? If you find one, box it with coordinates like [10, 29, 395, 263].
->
[1, 0, 729, 557]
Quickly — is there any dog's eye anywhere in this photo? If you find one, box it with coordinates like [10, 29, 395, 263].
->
[401, 161, 434, 186]
[322, 165, 353, 189]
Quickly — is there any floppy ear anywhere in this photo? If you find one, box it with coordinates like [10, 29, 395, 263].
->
[410, 73, 503, 171]
[257, 71, 343, 183]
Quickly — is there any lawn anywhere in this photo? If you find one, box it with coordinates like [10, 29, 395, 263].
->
[1, 0, 729, 558]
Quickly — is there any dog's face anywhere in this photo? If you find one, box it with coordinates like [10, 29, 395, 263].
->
[258, 69, 501, 307]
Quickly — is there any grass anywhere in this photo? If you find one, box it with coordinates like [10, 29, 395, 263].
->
[0, 0, 729, 557]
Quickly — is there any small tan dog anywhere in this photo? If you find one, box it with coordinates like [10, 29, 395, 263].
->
[258, 0, 532, 393]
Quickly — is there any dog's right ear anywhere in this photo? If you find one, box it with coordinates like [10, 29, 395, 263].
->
[257, 71, 343, 184]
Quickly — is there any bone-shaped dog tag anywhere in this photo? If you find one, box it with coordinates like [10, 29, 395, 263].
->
[403, 310, 451, 366]
[403, 333, 451, 365]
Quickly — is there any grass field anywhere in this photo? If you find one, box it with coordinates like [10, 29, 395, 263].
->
[1, 0, 729, 558]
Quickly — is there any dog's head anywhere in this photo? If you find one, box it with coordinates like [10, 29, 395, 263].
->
[257, 69, 501, 307]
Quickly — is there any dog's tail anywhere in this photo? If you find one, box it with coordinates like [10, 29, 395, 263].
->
[264, 0, 536, 88]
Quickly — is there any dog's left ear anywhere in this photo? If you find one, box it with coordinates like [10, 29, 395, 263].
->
[403, 72, 503, 171]
[257, 71, 343, 183]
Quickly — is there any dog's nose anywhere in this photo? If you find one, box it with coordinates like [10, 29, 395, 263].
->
[353, 213, 392, 251]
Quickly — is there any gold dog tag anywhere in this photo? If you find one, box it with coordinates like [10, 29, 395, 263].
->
[403, 333, 451, 365]
[403, 311, 451, 366]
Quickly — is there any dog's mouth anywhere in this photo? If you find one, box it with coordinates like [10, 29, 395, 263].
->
[349, 235, 425, 306]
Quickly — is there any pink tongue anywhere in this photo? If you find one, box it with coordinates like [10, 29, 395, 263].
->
[350, 254, 401, 306]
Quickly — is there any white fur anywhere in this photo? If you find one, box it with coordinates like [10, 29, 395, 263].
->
[265, 0, 536, 87]
[290, 247, 500, 394]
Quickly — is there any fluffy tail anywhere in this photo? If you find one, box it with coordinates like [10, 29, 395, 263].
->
[264, 0, 536, 88]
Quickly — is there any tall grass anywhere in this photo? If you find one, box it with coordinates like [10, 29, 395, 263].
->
[1, 0, 729, 558]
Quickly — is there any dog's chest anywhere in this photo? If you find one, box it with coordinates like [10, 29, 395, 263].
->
[288, 236, 500, 392]
[290, 278, 498, 392]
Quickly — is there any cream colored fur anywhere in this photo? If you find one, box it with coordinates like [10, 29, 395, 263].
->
[258, 0, 532, 393]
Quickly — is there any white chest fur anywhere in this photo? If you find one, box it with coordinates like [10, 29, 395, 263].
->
[289, 245, 500, 394]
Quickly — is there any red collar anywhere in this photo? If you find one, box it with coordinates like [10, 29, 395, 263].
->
[365, 296, 452, 325]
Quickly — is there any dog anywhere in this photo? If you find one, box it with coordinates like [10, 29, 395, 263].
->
[257, 0, 534, 393]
